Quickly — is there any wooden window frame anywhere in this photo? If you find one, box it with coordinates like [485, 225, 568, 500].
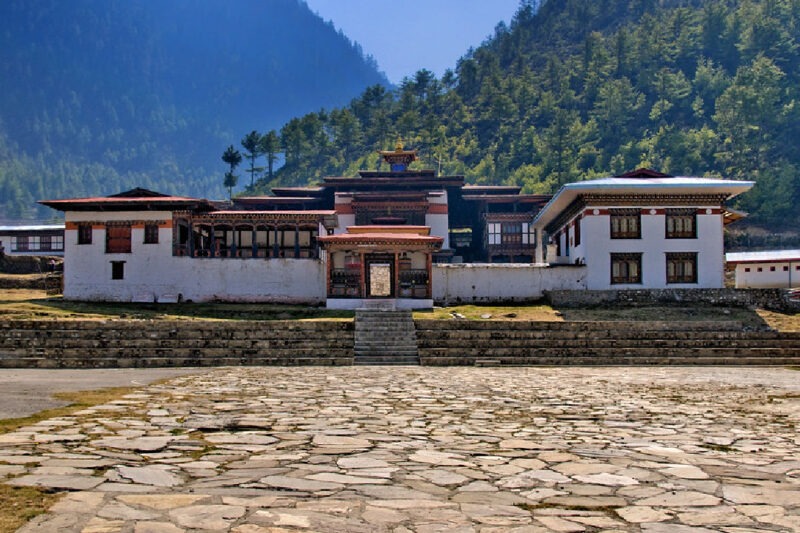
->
[610, 209, 641, 239]
[611, 253, 642, 284]
[666, 252, 698, 284]
[78, 224, 92, 245]
[501, 222, 523, 245]
[106, 224, 132, 254]
[144, 223, 159, 244]
[14, 235, 29, 251]
[665, 209, 697, 239]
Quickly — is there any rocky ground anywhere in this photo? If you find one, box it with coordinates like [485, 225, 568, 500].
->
[2, 366, 800, 532]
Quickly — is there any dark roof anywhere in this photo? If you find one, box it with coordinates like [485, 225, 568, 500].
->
[615, 168, 673, 178]
[39, 189, 215, 212]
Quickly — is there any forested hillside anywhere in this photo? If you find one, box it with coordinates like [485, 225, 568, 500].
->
[253, 0, 800, 229]
[0, 0, 387, 221]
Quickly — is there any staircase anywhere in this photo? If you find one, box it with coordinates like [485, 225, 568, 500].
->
[354, 309, 420, 365]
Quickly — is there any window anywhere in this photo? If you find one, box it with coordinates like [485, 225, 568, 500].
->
[770, 266, 776, 272]
[106, 224, 132, 253]
[111, 261, 125, 280]
[757, 267, 763, 272]
[666, 252, 698, 284]
[501, 222, 522, 244]
[40, 235, 52, 251]
[78, 224, 92, 245]
[574, 216, 581, 246]
[51, 235, 64, 251]
[488, 223, 501, 245]
[610, 209, 641, 239]
[144, 223, 159, 244]
[745, 267, 751, 272]
[611, 253, 642, 284]
[524, 223, 535, 246]
[665, 209, 697, 239]
[783, 266, 788, 272]
[14, 235, 28, 251]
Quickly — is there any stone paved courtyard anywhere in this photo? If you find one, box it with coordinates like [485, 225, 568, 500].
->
[2, 366, 800, 532]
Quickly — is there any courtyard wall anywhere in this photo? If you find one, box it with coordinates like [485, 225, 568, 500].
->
[432, 263, 586, 304]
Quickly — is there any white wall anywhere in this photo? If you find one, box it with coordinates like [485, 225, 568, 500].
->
[734, 262, 800, 288]
[433, 264, 586, 304]
[426, 213, 450, 249]
[63, 211, 325, 303]
[427, 192, 450, 249]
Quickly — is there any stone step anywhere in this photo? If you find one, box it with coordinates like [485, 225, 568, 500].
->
[421, 356, 800, 366]
[353, 356, 420, 366]
[415, 339, 800, 349]
[354, 309, 418, 365]
[353, 348, 419, 359]
[418, 347, 800, 359]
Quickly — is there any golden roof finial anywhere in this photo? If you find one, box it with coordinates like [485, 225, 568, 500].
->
[395, 138, 404, 152]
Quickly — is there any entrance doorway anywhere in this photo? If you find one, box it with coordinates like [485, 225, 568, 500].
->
[365, 253, 394, 298]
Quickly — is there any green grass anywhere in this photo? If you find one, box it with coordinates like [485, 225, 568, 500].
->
[2, 284, 799, 331]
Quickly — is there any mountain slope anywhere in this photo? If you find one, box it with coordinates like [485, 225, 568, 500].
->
[0, 0, 387, 220]
[258, 0, 799, 229]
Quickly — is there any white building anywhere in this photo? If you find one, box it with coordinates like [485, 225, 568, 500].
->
[726, 250, 800, 288]
[532, 169, 753, 290]
[40, 168, 755, 304]
[0, 224, 65, 256]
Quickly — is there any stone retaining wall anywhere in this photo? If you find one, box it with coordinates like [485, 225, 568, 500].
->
[545, 288, 800, 313]
[3, 318, 800, 368]
[0, 320, 354, 368]
[415, 319, 800, 366]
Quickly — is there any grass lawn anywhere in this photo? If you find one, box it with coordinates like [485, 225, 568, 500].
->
[2, 282, 799, 331]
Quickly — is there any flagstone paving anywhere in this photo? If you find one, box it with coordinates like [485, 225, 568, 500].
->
[2, 366, 800, 532]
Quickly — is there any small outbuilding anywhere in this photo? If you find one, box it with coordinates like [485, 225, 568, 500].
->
[726, 249, 800, 288]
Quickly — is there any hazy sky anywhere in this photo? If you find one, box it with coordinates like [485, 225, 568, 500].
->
[304, 0, 522, 84]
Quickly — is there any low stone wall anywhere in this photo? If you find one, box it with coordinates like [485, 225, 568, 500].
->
[545, 288, 800, 313]
[0, 320, 354, 368]
[433, 263, 586, 305]
[0, 255, 61, 275]
[415, 319, 800, 366]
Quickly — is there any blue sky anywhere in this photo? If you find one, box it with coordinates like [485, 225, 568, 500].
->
[304, 0, 522, 84]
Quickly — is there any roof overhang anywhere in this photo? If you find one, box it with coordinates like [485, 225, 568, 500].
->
[533, 177, 755, 230]
[726, 250, 800, 264]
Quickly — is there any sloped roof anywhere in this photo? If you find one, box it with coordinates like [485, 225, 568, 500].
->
[40, 188, 215, 212]
[533, 171, 754, 230]
[726, 249, 800, 264]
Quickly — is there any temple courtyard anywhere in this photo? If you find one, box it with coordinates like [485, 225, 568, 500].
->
[2, 366, 800, 532]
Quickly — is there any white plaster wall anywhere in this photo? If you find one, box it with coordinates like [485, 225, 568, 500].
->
[62, 211, 325, 303]
[426, 214, 450, 249]
[327, 298, 433, 310]
[335, 214, 356, 233]
[582, 209, 724, 290]
[734, 262, 800, 288]
[334, 195, 354, 234]
[433, 264, 586, 304]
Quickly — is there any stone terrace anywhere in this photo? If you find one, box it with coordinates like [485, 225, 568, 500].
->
[3, 319, 800, 367]
[2, 366, 800, 532]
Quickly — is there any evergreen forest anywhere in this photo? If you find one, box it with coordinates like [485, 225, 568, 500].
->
[0, 0, 387, 221]
[242, 0, 800, 230]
